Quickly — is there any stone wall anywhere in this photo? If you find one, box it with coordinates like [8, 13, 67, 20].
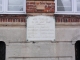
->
[0, 25, 78, 60]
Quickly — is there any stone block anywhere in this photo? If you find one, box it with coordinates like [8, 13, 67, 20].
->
[59, 58, 72, 60]
[24, 58, 58, 60]
[6, 46, 9, 58]
[8, 42, 57, 57]
[56, 42, 73, 56]
[0, 27, 26, 43]
[9, 58, 58, 60]
[71, 45, 75, 60]
[8, 42, 74, 58]
[56, 27, 80, 41]
[9, 58, 23, 60]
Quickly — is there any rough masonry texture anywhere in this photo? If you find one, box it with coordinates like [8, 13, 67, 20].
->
[26, 1, 54, 13]
[0, 0, 79, 60]
[2, 26, 78, 60]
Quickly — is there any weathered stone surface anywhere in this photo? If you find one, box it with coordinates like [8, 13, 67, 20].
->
[24, 58, 58, 60]
[8, 42, 57, 57]
[6, 46, 9, 59]
[56, 27, 80, 41]
[7, 42, 74, 58]
[56, 42, 73, 56]
[9, 58, 58, 60]
[9, 58, 23, 60]
[0, 26, 80, 42]
[71, 45, 75, 60]
[59, 58, 72, 60]
[0, 26, 78, 60]
[0, 27, 26, 43]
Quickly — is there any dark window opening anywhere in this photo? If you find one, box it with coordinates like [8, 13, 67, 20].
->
[0, 41, 6, 60]
[75, 41, 80, 60]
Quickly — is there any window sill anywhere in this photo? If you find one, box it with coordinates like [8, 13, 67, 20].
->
[0, 12, 27, 15]
[54, 13, 80, 15]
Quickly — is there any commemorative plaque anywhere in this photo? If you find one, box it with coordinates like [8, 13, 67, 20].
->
[27, 16, 55, 41]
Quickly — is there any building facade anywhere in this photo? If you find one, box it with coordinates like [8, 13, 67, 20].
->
[0, 0, 79, 60]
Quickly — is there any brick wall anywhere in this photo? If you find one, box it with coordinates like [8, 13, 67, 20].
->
[0, 0, 79, 23]
[26, 1, 80, 23]
[0, 15, 26, 26]
[26, 1, 54, 13]
[55, 15, 80, 22]
[0, 15, 26, 22]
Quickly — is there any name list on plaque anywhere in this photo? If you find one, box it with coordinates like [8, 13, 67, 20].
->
[27, 16, 55, 41]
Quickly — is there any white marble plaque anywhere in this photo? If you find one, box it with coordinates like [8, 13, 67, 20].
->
[27, 16, 55, 41]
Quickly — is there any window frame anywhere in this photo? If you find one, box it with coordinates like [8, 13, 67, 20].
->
[0, 0, 26, 14]
[0, 0, 3, 13]
[55, 0, 80, 15]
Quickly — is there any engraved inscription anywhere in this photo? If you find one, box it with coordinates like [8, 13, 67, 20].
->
[27, 16, 55, 41]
